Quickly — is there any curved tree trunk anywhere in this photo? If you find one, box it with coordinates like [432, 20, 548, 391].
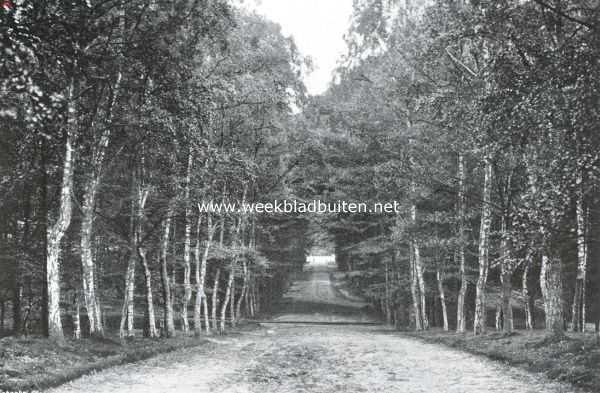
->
[139, 245, 158, 338]
[235, 259, 249, 321]
[120, 167, 149, 338]
[194, 213, 215, 335]
[46, 126, 76, 343]
[81, 175, 104, 337]
[220, 261, 235, 332]
[80, 72, 121, 338]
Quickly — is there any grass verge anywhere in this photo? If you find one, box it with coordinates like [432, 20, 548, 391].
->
[403, 328, 600, 392]
[0, 323, 259, 392]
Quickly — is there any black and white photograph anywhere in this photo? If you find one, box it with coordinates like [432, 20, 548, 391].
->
[1, 0, 600, 392]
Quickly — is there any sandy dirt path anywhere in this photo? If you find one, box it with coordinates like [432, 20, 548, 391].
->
[48, 264, 583, 393]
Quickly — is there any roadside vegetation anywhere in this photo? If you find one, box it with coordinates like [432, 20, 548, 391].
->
[2, 0, 600, 391]
[1, 1, 310, 388]
[405, 329, 600, 391]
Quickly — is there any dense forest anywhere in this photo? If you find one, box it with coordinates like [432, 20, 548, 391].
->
[2, 0, 600, 348]
[0, 0, 311, 342]
[305, 0, 600, 338]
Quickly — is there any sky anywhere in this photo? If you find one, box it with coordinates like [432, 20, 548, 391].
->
[244, 0, 354, 96]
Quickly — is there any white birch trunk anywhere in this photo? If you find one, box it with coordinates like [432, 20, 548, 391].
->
[46, 125, 76, 342]
[194, 213, 216, 335]
[138, 245, 158, 338]
[220, 262, 235, 332]
[235, 259, 249, 322]
[182, 153, 193, 332]
[541, 254, 564, 336]
[474, 156, 492, 335]
[436, 269, 448, 331]
[500, 219, 514, 334]
[411, 202, 428, 329]
[80, 175, 104, 337]
[211, 268, 221, 330]
[522, 256, 533, 330]
[572, 180, 587, 332]
[230, 261, 236, 327]
[409, 247, 422, 330]
[73, 292, 81, 339]
[80, 71, 121, 337]
[160, 206, 175, 337]
[456, 153, 467, 333]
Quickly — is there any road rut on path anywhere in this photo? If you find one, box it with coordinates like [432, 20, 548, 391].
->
[49, 263, 584, 393]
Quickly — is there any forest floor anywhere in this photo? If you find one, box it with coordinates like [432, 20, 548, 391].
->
[403, 328, 600, 392]
[43, 262, 588, 393]
[0, 326, 256, 392]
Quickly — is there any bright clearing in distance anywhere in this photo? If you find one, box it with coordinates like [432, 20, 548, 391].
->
[245, 0, 354, 96]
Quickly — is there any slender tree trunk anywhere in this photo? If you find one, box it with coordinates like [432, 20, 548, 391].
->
[73, 293, 81, 339]
[456, 153, 467, 333]
[474, 156, 492, 335]
[80, 175, 104, 337]
[211, 268, 221, 330]
[46, 126, 76, 343]
[195, 213, 215, 335]
[436, 269, 448, 331]
[138, 246, 158, 338]
[134, 162, 154, 338]
[160, 207, 175, 338]
[119, 174, 139, 338]
[249, 276, 256, 317]
[230, 261, 236, 327]
[384, 259, 392, 324]
[500, 270, 514, 334]
[219, 216, 225, 247]
[120, 253, 136, 338]
[411, 205, 428, 329]
[193, 213, 203, 335]
[409, 248, 422, 330]
[500, 219, 514, 334]
[235, 259, 249, 322]
[522, 256, 533, 330]
[572, 183, 587, 332]
[14, 187, 32, 335]
[80, 72, 121, 338]
[182, 153, 193, 333]
[40, 142, 49, 337]
[220, 261, 235, 332]
[495, 304, 502, 331]
[202, 292, 210, 333]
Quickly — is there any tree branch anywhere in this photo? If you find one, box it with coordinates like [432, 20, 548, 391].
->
[532, 0, 596, 30]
